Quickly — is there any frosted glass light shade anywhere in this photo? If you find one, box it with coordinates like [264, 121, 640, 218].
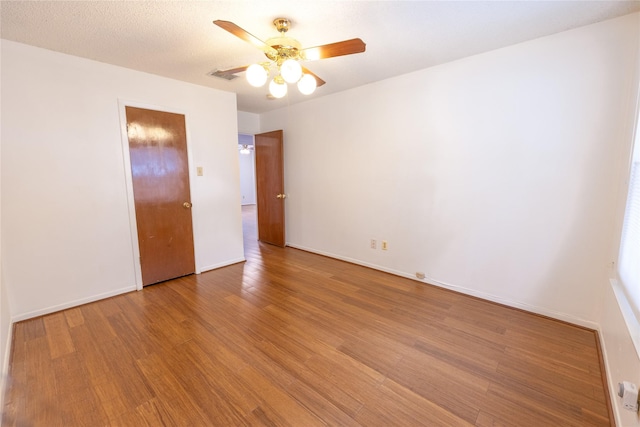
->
[269, 78, 288, 98]
[297, 74, 317, 95]
[281, 59, 302, 84]
[246, 64, 268, 87]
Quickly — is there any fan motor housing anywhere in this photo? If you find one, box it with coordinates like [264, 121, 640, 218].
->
[265, 36, 302, 63]
[266, 18, 304, 64]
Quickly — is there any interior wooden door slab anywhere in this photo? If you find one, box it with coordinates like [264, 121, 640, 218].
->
[255, 130, 286, 247]
[126, 106, 196, 285]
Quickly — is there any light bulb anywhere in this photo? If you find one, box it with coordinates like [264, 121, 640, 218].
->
[297, 74, 317, 95]
[281, 59, 302, 84]
[246, 64, 268, 87]
[269, 77, 288, 98]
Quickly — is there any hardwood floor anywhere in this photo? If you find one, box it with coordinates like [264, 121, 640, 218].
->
[2, 204, 613, 426]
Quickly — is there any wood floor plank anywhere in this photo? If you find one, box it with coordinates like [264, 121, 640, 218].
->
[388, 345, 488, 424]
[42, 312, 75, 359]
[356, 379, 474, 427]
[135, 352, 213, 426]
[175, 339, 260, 417]
[285, 379, 362, 427]
[134, 398, 178, 426]
[18, 317, 46, 342]
[236, 365, 327, 427]
[255, 337, 367, 418]
[94, 375, 138, 423]
[2, 205, 613, 426]
[482, 381, 600, 427]
[63, 306, 85, 328]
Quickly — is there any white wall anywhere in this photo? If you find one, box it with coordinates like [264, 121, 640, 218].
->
[262, 13, 640, 423]
[0, 38, 7, 400]
[1, 40, 245, 320]
[237, 111, 261, 135]
[0, 135, 8, 407]
[238, 151, 256, 205]
[0, 276, 8, 409]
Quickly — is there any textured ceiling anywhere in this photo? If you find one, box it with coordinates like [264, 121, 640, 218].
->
[2, 1, 640, 113]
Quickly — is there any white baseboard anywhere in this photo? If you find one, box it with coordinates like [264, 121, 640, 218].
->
[427, 276, 599, 330]
[286, 243, 599, 330]
[593, 324, 623, 427]
[11, 285, 137, 323]
[1, 319, 13, 413]
[198, 257, 245, 273]
[11, 257, 248, 322]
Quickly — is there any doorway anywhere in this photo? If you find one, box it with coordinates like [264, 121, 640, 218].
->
[238, 133, 256, 206]
[238, 133, 258, 252]
[237, 130, 286, 248]
[254, 130, 285, 247]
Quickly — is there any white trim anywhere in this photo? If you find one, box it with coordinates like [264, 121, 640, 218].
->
[596, 322, 625, 427]
[611, 34, 640, 362]
[117, 100, 144, 290]
[611, 278, 640, 359]
[199, 257, 246, 274]
[183, 113, 201, 275]
[286, 243, 599, 330]
[0, 319, 13, 413]
[10, 285, 136, 323]
[427, 278, 599, 330]
[117, 100, 201, 288]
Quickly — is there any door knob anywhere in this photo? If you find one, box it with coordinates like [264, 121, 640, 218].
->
[276, 194, 286, 199]
[183, 202, 192, 208]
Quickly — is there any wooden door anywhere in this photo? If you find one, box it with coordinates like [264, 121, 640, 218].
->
[255, 130, 286, 247]
[125, 106, 196, 286]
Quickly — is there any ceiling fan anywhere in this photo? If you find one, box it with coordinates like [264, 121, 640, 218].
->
[213, 18, 366, 98]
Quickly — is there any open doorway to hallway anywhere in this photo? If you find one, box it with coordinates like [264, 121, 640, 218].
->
[238, 130, 286, 248]
[238, 133, 256, 206]
[241, 204, 258, 254]
[238, 133, 257, 250]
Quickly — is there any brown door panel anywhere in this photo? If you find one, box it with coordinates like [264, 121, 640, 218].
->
[126, 106, 196, 285]
[255, 130, 285, 247]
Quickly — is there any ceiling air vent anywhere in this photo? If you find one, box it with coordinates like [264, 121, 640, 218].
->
[207, 70, 238, 81]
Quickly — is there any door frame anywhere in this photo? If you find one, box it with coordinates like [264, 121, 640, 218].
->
[118, 100, 201, 290]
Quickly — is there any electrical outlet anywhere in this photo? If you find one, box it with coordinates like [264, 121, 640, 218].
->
[370, 239, 377, 249]
[619, 381, 639, 411]
[382, 241, 388, 250]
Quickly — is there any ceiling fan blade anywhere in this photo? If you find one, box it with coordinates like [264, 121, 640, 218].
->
[301, 66, 326, 87]
[303, 38, 366, 61]
[213, 20, 277, 55]
[209, 65, 250, 81]
[218, 65, 250, 75]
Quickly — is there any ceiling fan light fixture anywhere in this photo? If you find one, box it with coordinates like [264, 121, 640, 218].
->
[281, 59, 302, 84]
[297, 74, 317, 95]
[269, 76, 288, 98]
[214, 18, 366, 101]
[246, 63, 268, 87]
[239, 144, 252, 155]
